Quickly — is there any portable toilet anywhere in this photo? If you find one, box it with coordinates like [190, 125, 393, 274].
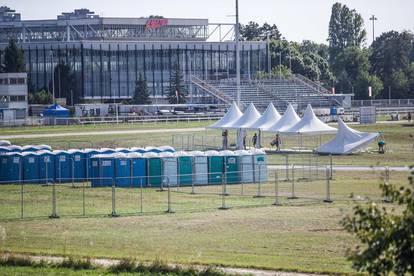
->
[145, 146, 162, 153]
[131, 147, 146, 154]
[0, 153, 7, 183]
[235, 150, 254, 183]
[1, 152, 22, 183]
[115, 148, 131, 154]
[54, 150, 73, 183]
[206, 150, 223, 185]
[37, 144, 52, 151]
[99, 148, 117, 155]
[83, 149, 100, 180]
[68, 149, 86, 182]
[158, 146, 175, 153]
[22, 152, 40, 184]
[91, 154, 114, 187]
[192, 151, 208, 185]
[5, 145, 22, 152]
[0, 146, 11, 154]
[220, 150, 240, 184]
[144, 152, 162, 187]
[113, 153, 131, 187]
[250, 149, 268, 183]
[176, 151, 193, 186]
[160, 152, 178, 186]
[22, 145, 40, 152]
[0, 140, 11, 146]
[38, 151, 56, 183]
[127, 152, 147, 187]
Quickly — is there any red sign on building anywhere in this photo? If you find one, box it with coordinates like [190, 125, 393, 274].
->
[145, 19, 168, 31]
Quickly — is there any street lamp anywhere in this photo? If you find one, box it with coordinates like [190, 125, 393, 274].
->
[277, 52, 282, 78]
[369, 15, 378, 44]
[49, 50, 55, 103]
[235, 0, 241, 108]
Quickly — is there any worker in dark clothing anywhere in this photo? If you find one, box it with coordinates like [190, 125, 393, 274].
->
[252, 133, 258, 148]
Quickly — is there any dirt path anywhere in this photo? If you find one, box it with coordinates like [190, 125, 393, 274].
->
[7, 253, 326, 276]
[0, 127, 206, 140]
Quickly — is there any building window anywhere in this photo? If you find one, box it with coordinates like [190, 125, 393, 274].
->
[9, 96, 26, 102]
[18, 78, 26, 84]
[0, 78, 7, 85]
[9, 78, 18, 84]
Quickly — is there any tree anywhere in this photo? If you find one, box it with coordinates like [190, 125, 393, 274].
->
[370, 31, 414, 98]
[328, 3, 366, 71]
[2, 39, 25, 73]
[341, 169, 414, 275]
[30, 89, 53, 105]
[168, 64, 187, 104]
[50, 63, 76, 105]
[240, 21, 281, 41]
[131, 73, 151, 104]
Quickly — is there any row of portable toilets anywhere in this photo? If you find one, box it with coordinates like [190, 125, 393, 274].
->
[0, 146, 175, 184]
[89, 149, 268, 188]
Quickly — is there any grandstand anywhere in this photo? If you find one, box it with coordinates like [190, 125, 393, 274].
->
[192, 75, 347, 112]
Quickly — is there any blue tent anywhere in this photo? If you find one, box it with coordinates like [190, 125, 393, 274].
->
[42, 104, 70, 117]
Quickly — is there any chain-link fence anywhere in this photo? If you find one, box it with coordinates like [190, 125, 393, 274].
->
[0, 158, 403, 220]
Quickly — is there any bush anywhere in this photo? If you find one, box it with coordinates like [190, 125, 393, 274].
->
[108, 258, 137, 273]
[0, 254, 34, 267]
[59, 257, 93, 270]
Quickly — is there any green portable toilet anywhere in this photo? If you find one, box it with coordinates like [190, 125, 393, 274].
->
[206, 150, 223, 185]
[220, 150, 240, 184]
[250, 149, 268, 183]
[175, 151, 193, 186]
[235, 150, 254, 183]
[144, 152, 162, 187]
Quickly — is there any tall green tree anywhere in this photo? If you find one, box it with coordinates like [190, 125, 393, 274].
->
[131, 73, 151, 104]
[328, 3, 366, 71]
[341, 170, 414, 275]
[240, 21, 281, 41]
[168, 64, 187, 104]
[370, 31, 414, 98]
[2, 39, 25, 73]
[51, 63, 76, 105]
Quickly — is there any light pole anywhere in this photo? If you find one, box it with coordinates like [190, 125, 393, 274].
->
[267, 33, 271, 74]
[369, 15, 377, 44]
[235, 0, 241, 108]
[278, 52, 282, 78]
[49, 50, 55, 103]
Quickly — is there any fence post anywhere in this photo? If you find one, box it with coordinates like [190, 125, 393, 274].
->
[110, 178, 119, 217]
[82, 179, 86, 216]
[254, 164, 264, 198]
[329, 154, 333, 180]
[140, 178, 143, 214]
[272, 169, 281, 206]
[20, 159, 24, 219]
[49, 181, 59, 219]
[219, 172, 229, 210]
[165, 177, 174, 213]
[285, 154, 289, 180]
[384, 166, 391, 203]
[324, 166, 333, 203]
[288, 164, 298, 199]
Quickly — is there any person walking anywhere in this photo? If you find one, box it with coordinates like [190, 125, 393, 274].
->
[222, 130, 228, 150]
[252, 133, 258, 148]
[408, 112, 412, 123]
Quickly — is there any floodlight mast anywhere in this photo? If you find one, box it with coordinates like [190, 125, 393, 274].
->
[235, 0, 241, 108]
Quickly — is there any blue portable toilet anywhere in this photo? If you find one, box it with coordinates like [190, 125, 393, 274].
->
[4, 145, 22, 153]
[54, 150, 73, 183]
[115, 148, 131, 154]
[0, 146, 11, 154]
[37, 144, 52, 151]
[1, 152, 22, 183]
[113, 153, 131, 187]
[99, 148, 117, 155]
[83, 149, 100, 180]
[158, 146, 175, 153]
[91, 154, 115, 187]
[127, 152, 147, 187]
[38, 151, 56, 183]
[68, 149, 86, 182]
[22, 145, 40, 152]
[145, 146, 162, 153]
[22, 152, 40, 184]
[0, 140, 11, 146]
[131, 147, 146, 154]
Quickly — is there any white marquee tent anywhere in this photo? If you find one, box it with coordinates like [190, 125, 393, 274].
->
[208, 102, 243, 129]
[316, 118, 379, 155]
[227, 102, 261, 129]
[248, 102, 281, 130]
[261, 103, 301, 133]
[283, 104, 337, 135]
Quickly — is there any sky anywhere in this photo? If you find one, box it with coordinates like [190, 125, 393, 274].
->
[3, 0, 414, 45]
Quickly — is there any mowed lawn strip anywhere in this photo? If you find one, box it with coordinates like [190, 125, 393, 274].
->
[0, 171, 410, 275]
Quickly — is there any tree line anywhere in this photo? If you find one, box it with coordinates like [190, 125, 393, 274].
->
[240, 2, 414, 99]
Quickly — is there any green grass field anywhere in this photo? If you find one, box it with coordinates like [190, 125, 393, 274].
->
[0, 170, 410, 275]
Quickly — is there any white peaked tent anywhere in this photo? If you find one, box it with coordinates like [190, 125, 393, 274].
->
[208, 102, 243, 129]
[227, 102, 261, 129]
[283, 104, 337, 135]
[248, 102, 281, 130]
[316, 118, 379, 155]
[261, 103, 300, 132]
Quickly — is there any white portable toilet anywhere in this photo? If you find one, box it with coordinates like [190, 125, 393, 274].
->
[250, 148, 268, 183]
[191, 151, 208, 185]
[160, 152, 178, 186]
[235, 150, 254, 183]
